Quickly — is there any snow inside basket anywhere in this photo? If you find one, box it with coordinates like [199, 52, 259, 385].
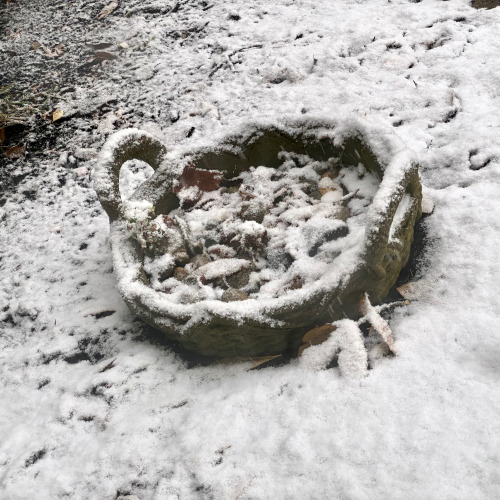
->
[94, 120, 422, 358]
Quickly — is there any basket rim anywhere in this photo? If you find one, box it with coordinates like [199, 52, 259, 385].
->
[98, 117, 420, 330]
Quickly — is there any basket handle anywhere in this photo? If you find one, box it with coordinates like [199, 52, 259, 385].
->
[94, 129, 170, 221]
[364, 161, 421, 279]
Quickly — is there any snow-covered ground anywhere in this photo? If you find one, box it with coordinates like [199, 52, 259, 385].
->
[1, 0, 500, 498]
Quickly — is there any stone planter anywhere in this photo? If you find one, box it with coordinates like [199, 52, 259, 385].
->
[94, 119, 422, 357]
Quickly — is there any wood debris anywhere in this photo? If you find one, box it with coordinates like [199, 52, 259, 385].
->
[359, 293, 396, 354]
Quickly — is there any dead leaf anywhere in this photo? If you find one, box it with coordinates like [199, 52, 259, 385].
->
[94, 51, 118, 61]
[0, 128, 5, 144]
[86, 42, 114, 50]
[97, 1, 119, 19]
[250, 354, 282, 369]
[31, 41, 41, 50]
[298, 324, 336, 356]
[174, 164, 223, 194]
[98, 358, 117, 373]
[44, 45, 63, 58]
[359, 293, 396, 354]
[396, 279, 432, 301]
[52, 109, 64, 122]
[4, 144, 26, 158]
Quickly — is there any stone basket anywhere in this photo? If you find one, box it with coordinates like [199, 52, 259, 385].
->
[94, 119, 422, 357]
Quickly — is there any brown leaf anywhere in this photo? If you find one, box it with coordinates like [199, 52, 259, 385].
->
[174, 164, 223, 194]
[94, 51, 118, 61]
[31, 41, 42, 50]
[86, 42, 114, 50]
[52, 109, 64, 122]
[43, 45, 64, 58]
[4, 145, 26, 158]
[0, 128, 5, 144]
[250, 355, 282, 369]
[97, 1, 119, 19]
[396, 279, 432, 301]
[298, 324, 337, 356]
[162, 215, 176, 227]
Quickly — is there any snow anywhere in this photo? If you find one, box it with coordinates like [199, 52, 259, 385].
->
[1, 0, 500, 498]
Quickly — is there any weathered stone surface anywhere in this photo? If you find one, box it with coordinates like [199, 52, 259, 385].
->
[193, 258, 251, 281]
[173, 266, 189, 281]
[240, 200, 267, 223]
[267, 248, 294, 271]
[225, 267, 252, 289]
[472, 0, 500, 9]
[221, 289, 248, 302]
[188, 253, 211, 270]
[309, 189, 322, 200]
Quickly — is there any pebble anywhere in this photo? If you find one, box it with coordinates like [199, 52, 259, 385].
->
[189, 253, 211, 270]
[221, 289, 248, 302]
[240, 200, 267, 223]
[173, 267, 189, 281]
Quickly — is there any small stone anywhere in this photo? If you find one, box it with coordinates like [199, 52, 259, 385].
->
[172, 250, 190, 266]
[286, 275, 304, 291]
[189, 253, 211, 270]
[207, 244, 236, 259]
[225, 268, 251, 289]
[240, 201, 267, 223]
[331, 205, 350, 221]
[309, 189, 322, 200]
[185, 275, 205, 286]
[144, 226, 189, 262]
[173, 267, 189, 281]
[221, 289, 248, 302]
[267, 248, 294, 271]
[193, 258, 251, 281]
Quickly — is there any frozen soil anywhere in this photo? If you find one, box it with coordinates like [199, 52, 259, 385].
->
[1, 0, 500, 499]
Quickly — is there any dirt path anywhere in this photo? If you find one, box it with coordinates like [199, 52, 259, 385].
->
[0, 0, 149, 204]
